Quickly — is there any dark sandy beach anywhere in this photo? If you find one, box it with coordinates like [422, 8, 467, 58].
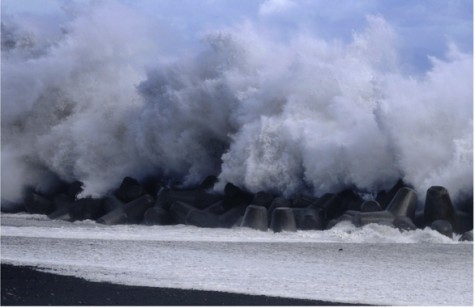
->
[1, 264, 355, 306]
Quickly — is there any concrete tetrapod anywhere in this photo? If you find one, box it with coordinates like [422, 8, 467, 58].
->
[241, 205, 268, 231]
[164, 189, 221, 211]
[205, 201, 227, 215]
[292, 195, 318, 208]
[114, 177, 146, 203]
[454, 211, 473, 234]
[169, 201, 221, 228]
[102, 195, 124, 213]
[459, 230, 473, 242]
[414, 211, 426, 229]
[222, 183, 253, 210]
[153, 187, 168, 208]
[360, 200, 382, 212]
[48, 194, 74, 220]
[386, 187, 418, 219]
[376, 179, 406, 209]
[293, 208, 324, 230]
[352, 210, 394, 227]
[69, 198, 104, 221]
[194, 192, 223, 210]
[318, 194, 345, 221]
[97, 195, 153, 225]
[97, 208, 128, 225]
[337, 189, 363, 212]
[457, 196, 473, 217]
[430, 219, 453, 238]
[251, 192, 275, 208]
[122, 194, 154, 223]
[169, 201, 196, 224]
[424, 186, 456, 226]
[24, 192, 55, 215]
[224, 183, 242, 199]
[326, 212, 356, 230]
[393, 216, 417, 231]
[187, 209, 221, 228]
[162, 190, 196, 208]
[143, 207, 176, 225]
[219, 203, 248, 228]
[270, 207, 297, 232]
[267, 197, 291, 225]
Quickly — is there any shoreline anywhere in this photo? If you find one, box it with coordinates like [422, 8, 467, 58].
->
[1, 263, 359, 306]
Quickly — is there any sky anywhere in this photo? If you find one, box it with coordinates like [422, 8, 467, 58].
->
[1, 0, 473, 72]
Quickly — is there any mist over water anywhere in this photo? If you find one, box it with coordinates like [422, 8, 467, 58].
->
[1, 2, 472, 207]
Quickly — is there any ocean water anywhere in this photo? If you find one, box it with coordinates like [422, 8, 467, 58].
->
[1, 213, 472, 305]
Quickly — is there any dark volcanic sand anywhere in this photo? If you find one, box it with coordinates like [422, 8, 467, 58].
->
[1, 264, 356, 306]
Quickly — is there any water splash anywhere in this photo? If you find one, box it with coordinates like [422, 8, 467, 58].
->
[1, 3, 472, 207]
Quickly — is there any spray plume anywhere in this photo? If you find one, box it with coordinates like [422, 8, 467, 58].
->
[1, 2, 472, 209]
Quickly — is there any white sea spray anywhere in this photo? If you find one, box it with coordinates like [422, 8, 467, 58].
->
[1, 2, 472, 206]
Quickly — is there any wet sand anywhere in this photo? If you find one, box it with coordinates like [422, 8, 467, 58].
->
[1, 264, 354, 306]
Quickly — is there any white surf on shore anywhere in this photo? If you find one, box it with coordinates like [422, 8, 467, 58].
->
[1, 213, 472, 305]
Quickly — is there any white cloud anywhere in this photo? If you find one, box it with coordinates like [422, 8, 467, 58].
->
[259, 0, 296, 16]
